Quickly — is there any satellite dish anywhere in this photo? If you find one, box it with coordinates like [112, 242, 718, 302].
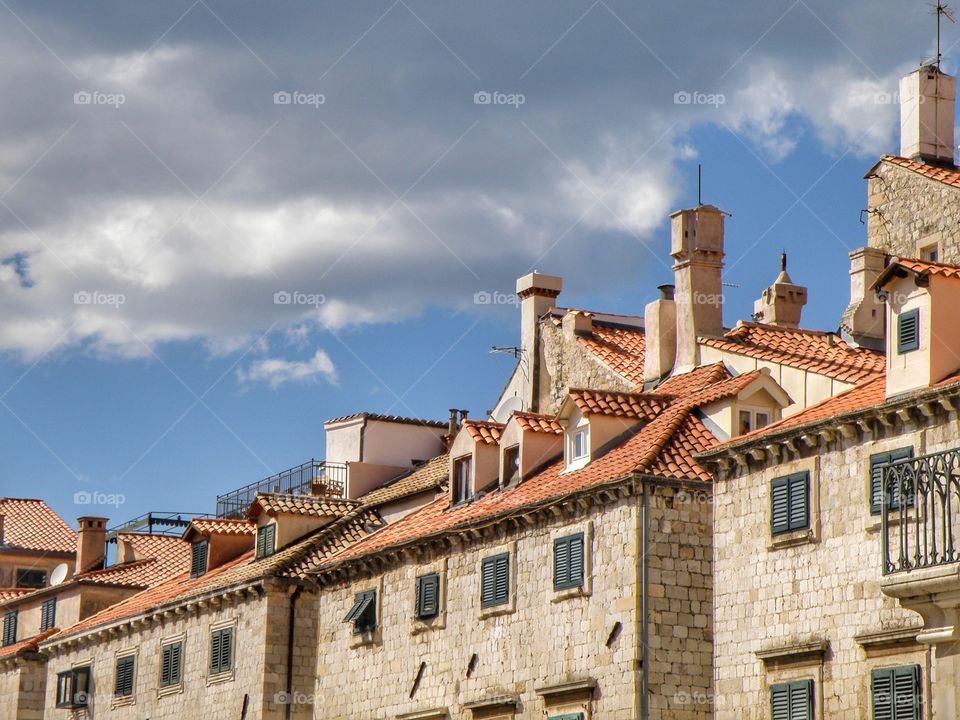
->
[49, 563, 68, 586]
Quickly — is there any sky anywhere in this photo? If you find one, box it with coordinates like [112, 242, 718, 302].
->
[0, 0, 951, 526]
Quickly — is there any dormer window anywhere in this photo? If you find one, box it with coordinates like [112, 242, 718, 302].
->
[190, 539, 209, 578]
[255, 524, 276, 559]
[898, 309, 920, 354]
[565, 426, 590, 469]
[738, 409, 770, 435]
[452, 456, 472, 504]
[503, 445, 520, 485]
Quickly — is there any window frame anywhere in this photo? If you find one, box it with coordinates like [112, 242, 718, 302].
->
[870, 447, 915, 516]
[415, 573, 441, 620]
[56, 666, 91, 709]
[159, 639, 184, 689]
[114, 654, 135, 698]
[209, 626, 234, 675]
[343, 589, 377, 634]
[771, 472, 810, 536]
[502, 444, 520, 485]
[898, 308, 920, 354]
[480, 552, 510, 608]
[2, 609, 18, 646]
[452, 454, 473, 504]
[569, 427, 589, 462]
[553, 532, 585, 591]
[255, 523, 276, 560]
[40, 596, 57, 632]
[871, 664, 921, 720]
[15, 568, 46, 588]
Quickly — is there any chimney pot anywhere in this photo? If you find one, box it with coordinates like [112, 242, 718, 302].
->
[657, 284, 675, 301]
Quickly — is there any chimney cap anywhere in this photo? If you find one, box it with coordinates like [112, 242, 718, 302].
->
[656, 284, 675, 301]
[516, 272, 562, 298]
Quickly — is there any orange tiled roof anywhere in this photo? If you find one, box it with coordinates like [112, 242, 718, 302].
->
[0, 498, 76, 554]
[463, 420, 504, 445]
[76, 534, 191, 589]
[878, 155, 960, 189]
[700, 322, 884, 383]
[251, 493, 359, 519]
[358, 455, 449, 507]
[324, 412, 447, 428]
[566, 388, 671, 420]
[575, 321, 646, 385]
[0, 628, 58, 660]
[0, 588, 33, 603]
[512, 412, 563, 435]
[656, 363, 730, 394]
[873, 257, 960, 288]
[183, 518, 256, 537]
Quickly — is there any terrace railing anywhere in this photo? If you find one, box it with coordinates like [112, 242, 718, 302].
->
[215, 459, 348, 519]
[882, 448, 960, 575]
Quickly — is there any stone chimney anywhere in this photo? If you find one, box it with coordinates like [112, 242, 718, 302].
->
[753, 252, 808, 327]
[562, 309, 593, 339]
[839, 246, 887, 350]
[643, 284, 677, 384]
[900, 64, 956, 166]
[671, 205, 725, 373]
[516, 272, 562, 412]
[76, 516, 107, 573]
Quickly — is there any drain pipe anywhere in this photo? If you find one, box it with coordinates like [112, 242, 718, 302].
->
[285, 584, 304, 720]
[640, 481, 650, 720]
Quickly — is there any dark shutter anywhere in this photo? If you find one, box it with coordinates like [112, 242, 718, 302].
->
[481, 552, 510, 608]
[874, 665, 921, 720]
[344, 590, 376, 632]
[771, 477, 790, 535]
[114, 655, 135, 697]
[256, 524, 276, 559]
[160, 641, 182, 687]
[772, 473, 809, 535]
[40, 597, 57, 631]
[788, 473, 809, 531]
[416, 574, 440, 619]
[554, 533, 585, 590]
[771, 683, 790, 720]
[898, 309, 920, 353]
[190, 540, 208, 578]
[2, 610, 17, 646]
[870, 448, 915, 515]
[211, 627, 233, 673]
[771, 680, 812, 720]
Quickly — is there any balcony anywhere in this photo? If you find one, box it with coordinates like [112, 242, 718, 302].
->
[215, 459, 348, 518]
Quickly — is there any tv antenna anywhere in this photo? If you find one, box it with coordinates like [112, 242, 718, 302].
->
[490, 345, 522, 358]
[930, 2, 956, 68]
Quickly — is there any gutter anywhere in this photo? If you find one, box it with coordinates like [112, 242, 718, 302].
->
[285, 583, 304, 720]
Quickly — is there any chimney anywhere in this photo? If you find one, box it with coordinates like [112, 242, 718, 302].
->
[671, 205, 725, 373]
[76, 516, 107, 573]
[839, 246, 887, 349]
[752, 252, 808, 328]
[516, 272, 562, 412]
[562, 310, 593, 339]
[900, 64, 956, 166]
[643, 284, 677, 384]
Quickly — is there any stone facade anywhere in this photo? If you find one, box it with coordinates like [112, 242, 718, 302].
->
[313, 482, 712, 720]
[867, 162, 960, 261]
[1, 658, 46, 720]
[709, 412, 960, 719]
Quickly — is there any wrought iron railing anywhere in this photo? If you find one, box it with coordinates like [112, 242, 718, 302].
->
[215, 460, 348, 519]
[882, 448, 960, 574]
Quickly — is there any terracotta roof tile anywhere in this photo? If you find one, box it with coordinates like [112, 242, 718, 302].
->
[700, 322, 883, 383]
[656, 363, 730, 394]
[896, 257, 960, 279]
[0, 588, 33, 603]
[358, 455, 448, 507]
[75, 534, 191, 589]
[0, 498, 76, 554]
[184, 518, 256, 537]
[463, 420, 504, 445]
[878, 155, 960, 189]
[250, 493, 359, 519]
[566, 388, 671, 420]
[324, 412, 447, 428]
[575, 322, 646, 385]
[511, 412, 563, 435]
[0, 628, 57, 659]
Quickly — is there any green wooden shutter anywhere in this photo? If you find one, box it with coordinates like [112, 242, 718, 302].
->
[771, 477, 790, 535]
[873, 667, 894, 720]
[211, 628, 233, 673]
[898, 309, 920, 353]
[211, 630, 223, 673]
[256, 524, 276, 559]
[873, 665, 921, 720]
[568, 533, 584, 586]
[114, 656, 134, 697]
[416, 574, 439, 618]
[788, 473, 809, 532]
[481, 556, 497, 607]
[3, 610, 17, 646]
[871, 449, 915, 515]
[553, 537, 570, 588]
[772, 680, 812, 720]
[40, 598, 56, 631]
[481, 553, 509, 607]
[190, 540, 208, 578]
[161, 642, 182, 687]
[170, 642, 182, 684]
[771, 683, 790, 720]
[548, 714, 585, 720]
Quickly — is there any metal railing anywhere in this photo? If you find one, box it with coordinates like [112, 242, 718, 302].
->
[882, 448, 960, 574]
[105, 512, 209, 542]
[215, 460, 348, 519]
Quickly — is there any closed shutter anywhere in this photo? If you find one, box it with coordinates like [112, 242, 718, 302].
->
[772, 473, 809, 535]
[771, 683, 790, 720]
[554, 533, 585, 590]
[41, 598, 56, 631]
[481, 553, 509, 607]
[256, 524, 276, 559]
[211, 630, 222, 673]
[771, 680, 812, 720]
[870, 448, 915, 515]
[898, 309, 920, 353]
[416, 574, 440, 619]
[114, 655, 135, 697]
[771, 477, 790, 535]
[190, 540, 208, 578]
[2, 611, 17, 646]
[211, 627, 233, 673]
[874, 665, 920, 720]
[160, 642, 182, 687]
[788, 474, 809, 531]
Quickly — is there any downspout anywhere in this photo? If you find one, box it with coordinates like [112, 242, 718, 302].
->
[285, 585, 303, 720]
[639, 480, 650, 720]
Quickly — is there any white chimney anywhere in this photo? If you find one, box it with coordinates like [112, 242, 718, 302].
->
[839, 246, 887, 349]
[671, 205, 725, 374]
[516, 272, 562, 412]
[900, 65, 956, 166]
[643, 284, 677, 384]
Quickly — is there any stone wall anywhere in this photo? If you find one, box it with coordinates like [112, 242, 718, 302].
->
[867, 162, 960, 261]
[712, 415, 949, 719]
[313, 484, 713, 720]
[0, 657, 47, 720]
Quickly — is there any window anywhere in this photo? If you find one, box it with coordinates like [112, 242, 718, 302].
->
[210, 627, 233, 674]
[871, 665, 920, 719]
[570, 428, 588, 460]
[480, 552, 510, 608]
[739, 409, 770, 435]
[2, 610, 17, 646]
[771, 472, 810, 535]
[771, 679, 812, 720]
[40, 597, 57, 631]
[15, 568, 45, 588]
[56, 666, 91, 709]
[503, 444, 520, 485]
[190, 539, 209, 578]
[453, 456, 472, 504]
[921, 243, 939, 262]
[898, 309, 920, 354]
[159, 640, 183, 688]
[343, 590, 377, 634]
[415, 573, 440, 619]
[870, 447, 915, 515]
[756, 412, 770, 429]
[256, 524, 276, 560]
[553, 533, 585, 590]
[114, 655, 135, 697]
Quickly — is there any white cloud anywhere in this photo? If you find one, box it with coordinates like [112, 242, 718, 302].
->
[237, 349, 337, 389]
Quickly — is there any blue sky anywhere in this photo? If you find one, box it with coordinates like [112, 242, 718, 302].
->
[0, 1, 946, 525]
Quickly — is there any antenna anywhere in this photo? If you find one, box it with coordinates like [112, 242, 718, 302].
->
[697, 163, 702, 206]
[490, 345, 522, 358]
[930, 1, 956, 68]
